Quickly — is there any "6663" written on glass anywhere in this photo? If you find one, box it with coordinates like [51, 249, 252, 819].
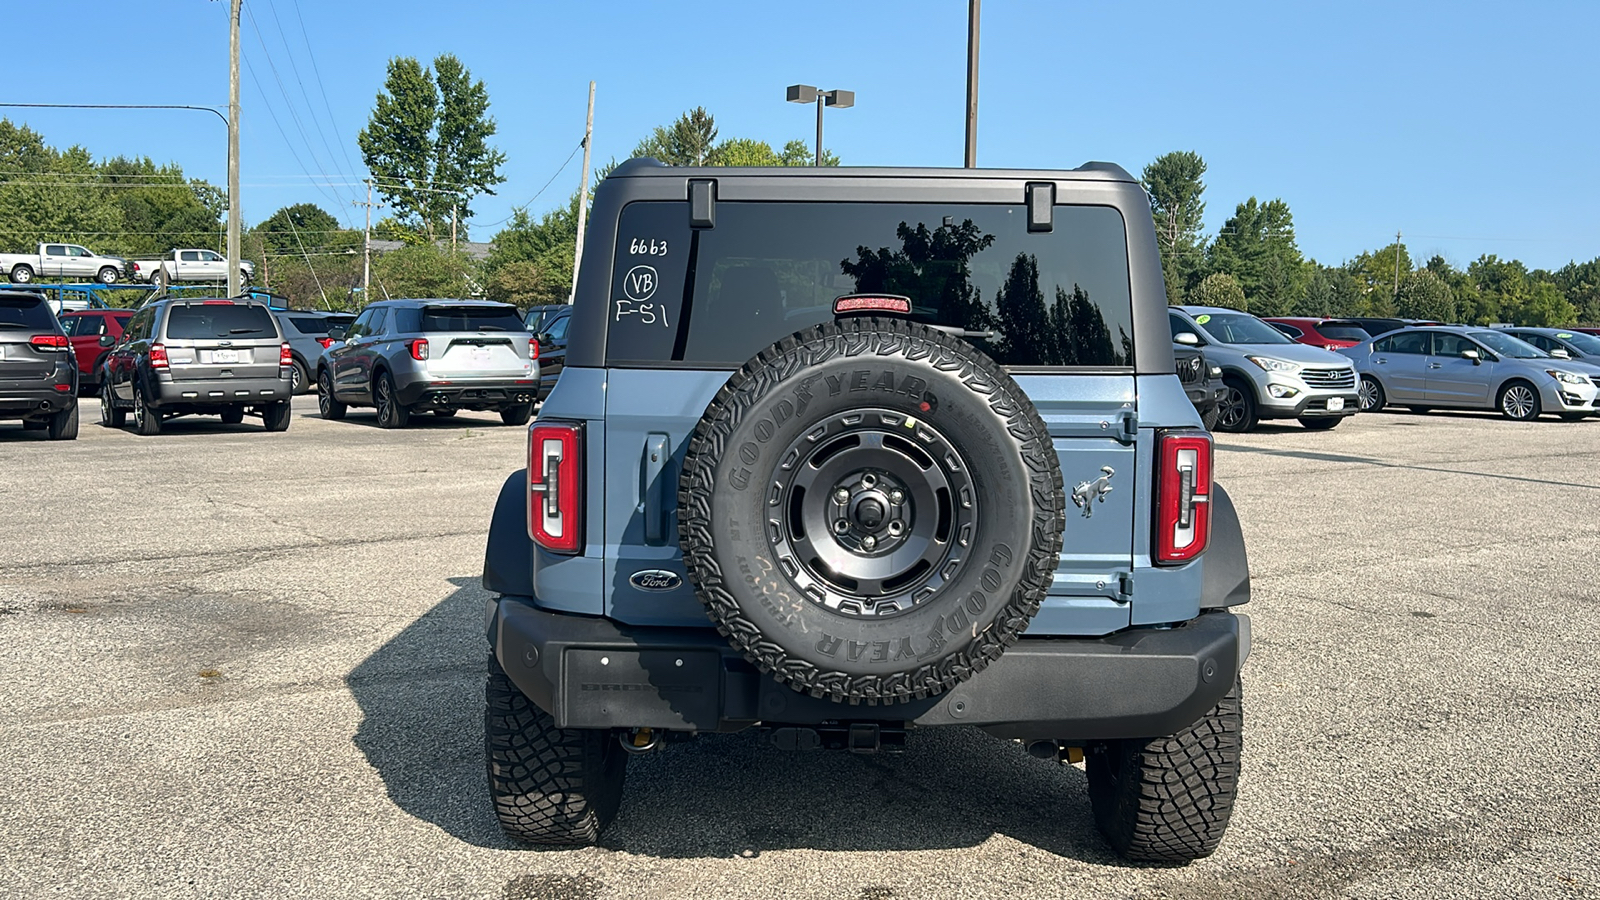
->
[628, 238, 668, 257]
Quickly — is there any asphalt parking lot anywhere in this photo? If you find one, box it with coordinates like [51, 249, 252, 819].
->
[2, 397, 1597, 899]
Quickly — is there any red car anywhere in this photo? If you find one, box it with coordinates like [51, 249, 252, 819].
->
[59, 309, 133, 392]
[1572, 327, 1600, 336]
[1263, 317, 1372, 350]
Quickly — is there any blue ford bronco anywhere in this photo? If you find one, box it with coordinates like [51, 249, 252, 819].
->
[482, 159, 1251, 862]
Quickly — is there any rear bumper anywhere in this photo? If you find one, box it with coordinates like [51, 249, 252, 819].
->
[0, 386, 76, 418]
[397, 379, 539, 408]
[489, 598, 1248, 741]
[156, 376, 289, 406]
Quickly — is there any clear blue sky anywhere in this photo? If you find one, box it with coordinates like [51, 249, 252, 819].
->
[7, 0, 1597, 270]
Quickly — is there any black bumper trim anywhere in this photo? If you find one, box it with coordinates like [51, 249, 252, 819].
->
[396, 379, 539, 407]
[491, 599, 1246, 741]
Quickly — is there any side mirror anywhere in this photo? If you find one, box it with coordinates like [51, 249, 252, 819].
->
[98, 333, 114, 347]
[326, 325, 348, 340]
[1174, 332, 1201, 346]
[1549, 348, 1570, 359]
[1462, 348, 1481, 365]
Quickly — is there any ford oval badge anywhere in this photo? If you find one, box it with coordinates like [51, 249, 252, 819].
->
[629, 569, 682, 592]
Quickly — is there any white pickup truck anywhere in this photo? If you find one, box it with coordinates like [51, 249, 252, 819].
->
[131, 249, 255, 289]
[1, 243, 131, 284]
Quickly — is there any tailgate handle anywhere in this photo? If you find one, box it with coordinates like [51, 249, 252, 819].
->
[643, 433, 670, 544]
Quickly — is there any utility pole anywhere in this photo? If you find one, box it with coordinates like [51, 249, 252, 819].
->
[226, 0, 242, 296]
[570, 80, 595, 303]
[1393, 230, 1403, 300]
[355, 179, 374, 297]
[965, 0, 980, 168]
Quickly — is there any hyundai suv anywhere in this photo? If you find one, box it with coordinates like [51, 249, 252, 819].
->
[316, 299, 538, 428]
[99, 297, 293, 435]
[479, 160, 1253, 862]
[0, 291, 78, 439]
[1171, 306, 1360, 431]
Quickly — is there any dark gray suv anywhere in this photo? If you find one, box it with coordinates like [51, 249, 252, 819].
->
[99, 298, 293, 435]
[0, 291, 78, 439]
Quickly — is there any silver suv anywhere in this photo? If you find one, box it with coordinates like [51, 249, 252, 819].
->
[100, 297, 293, 435]
[1170, 306, 1360, 432]
[316, 299, 538, 428]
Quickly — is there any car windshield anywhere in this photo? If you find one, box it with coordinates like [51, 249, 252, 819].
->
[1470, 331, 1546, 359]
[1556, 332, 1600, 355]
[1193, 312, 1292, 345]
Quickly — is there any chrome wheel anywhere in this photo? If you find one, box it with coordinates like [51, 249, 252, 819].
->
[1501, 384, 1538, 420]
[765, 409, 976, 618]
[1358, 377, 1382, 411]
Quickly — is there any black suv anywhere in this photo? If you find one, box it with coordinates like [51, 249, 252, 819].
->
[482, 160, 1251, 862]
[0, 291, 78, 439]
[99, 297, 293, 435]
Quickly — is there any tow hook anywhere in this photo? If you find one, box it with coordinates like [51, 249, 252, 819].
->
[620, 727, 661, 754]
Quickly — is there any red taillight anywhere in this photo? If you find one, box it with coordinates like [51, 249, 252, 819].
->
[316, 337, 334, 348]
[29, 334, 68, 350]
[528, 421, 583, 554]
[279, 342, 293, 366]
[1156, 431, 1212, 565]
[150, 343, 169, 370]
[529, 335, 539, 360]
[410, 338, 429, 360]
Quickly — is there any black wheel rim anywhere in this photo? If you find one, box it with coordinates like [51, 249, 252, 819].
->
[100, 383, 111, 425]
[376, 379, 392, 423]
[765, 408, 976, 618]
[318, 373, 332, 415]
[1219, 387, 1248, 429]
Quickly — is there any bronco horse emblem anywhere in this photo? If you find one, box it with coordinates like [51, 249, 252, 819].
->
[1071, 466, 1116, 518]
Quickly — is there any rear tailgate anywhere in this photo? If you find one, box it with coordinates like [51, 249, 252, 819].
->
[0, 298, 61, 381]
[415, 305, 532, 381]
[161, 301, 282, 381]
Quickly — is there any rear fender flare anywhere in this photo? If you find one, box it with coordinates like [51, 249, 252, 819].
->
[483, 469, 535, 598]
[1200, 482, 1249, 609]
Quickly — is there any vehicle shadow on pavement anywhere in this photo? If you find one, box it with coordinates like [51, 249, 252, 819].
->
[330, 412, 515, 431]
[348, 580, 1121, 862]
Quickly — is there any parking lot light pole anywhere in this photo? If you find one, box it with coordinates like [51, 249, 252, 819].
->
[786, 85, 854, 166]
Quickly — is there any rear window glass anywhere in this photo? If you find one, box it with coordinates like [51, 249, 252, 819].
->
[392, 305, 524, 333]
[285, 315, 353, 334]
[165, 304, 277, 339]
[0, 296, 57, 331]
[1316, 324, 1369, 342]
[605, 201, 1134, 368]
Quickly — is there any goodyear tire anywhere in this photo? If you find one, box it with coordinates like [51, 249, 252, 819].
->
[678, 317, 1065, 705]
[1087, 679, 1243, 863]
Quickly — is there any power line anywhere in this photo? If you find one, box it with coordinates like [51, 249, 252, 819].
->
[288, 0, 363, 183]
[476, 137, 585, 230]
[259, 0, 357, 194]
[240, 53, 353, 218]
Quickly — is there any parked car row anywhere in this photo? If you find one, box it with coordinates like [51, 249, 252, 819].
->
[1, 243, 131, 285]
[0, 291, 80, 439]
[1170, 307, 1600, 428]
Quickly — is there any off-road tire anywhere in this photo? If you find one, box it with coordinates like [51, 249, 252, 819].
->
[220, 406, 245, 425]
[46, 405, 79, 440]
[374, 371, 410, 429]
[1087, 679, 1243, 864]
[485, 656, 626, 846]
[100, 382, 125, 428]
[1298, 416, 1341, 430]
[500, 403, 533, 426]
[262, 401, 291, 432]
[1215, 378, 1257, 433]
[679, 317, 1065, 705]
[133, 384, 161, 436]
[317, 369, 346, 420]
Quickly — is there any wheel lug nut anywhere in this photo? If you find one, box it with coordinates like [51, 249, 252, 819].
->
[834, 489, 851, 503]
[889, 490, 904, 504]
[862, 535, 876, 550]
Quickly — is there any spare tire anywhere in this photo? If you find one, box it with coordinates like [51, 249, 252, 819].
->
[679, 317, 1065, 704]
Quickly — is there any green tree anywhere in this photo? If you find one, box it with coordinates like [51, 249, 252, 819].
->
[359, 55, 506, 241]
[1395, 269, 1457, 322]
[1209, 197, 1303, 308]
[1140, 151, 1207, 304]
[1551, 258, 1600, 324]
[483, 194, 580, 308]
[255, 203, 353, 254]
[778, 138, 839, 167]
[1192, 272, 1247, 311]
[634, 107, 720, 165]
[715, 137, 781, 167]
[370, 242, 477, 299]
[1511, 281, 1576, 327]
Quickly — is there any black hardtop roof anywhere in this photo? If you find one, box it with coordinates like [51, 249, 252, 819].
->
[607, 157, 1137, 183]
